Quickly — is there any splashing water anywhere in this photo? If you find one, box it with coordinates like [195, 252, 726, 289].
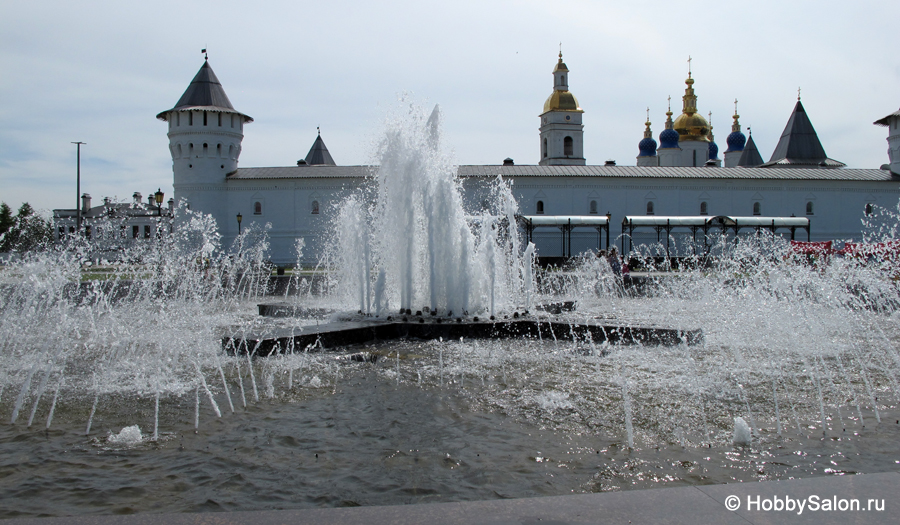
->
[2, 105, 900, 516]
[328, 102, 533, 316]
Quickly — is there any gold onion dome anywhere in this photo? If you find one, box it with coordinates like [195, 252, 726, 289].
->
[672, 74, 709, 142]
[543, 52, 583, 113]
[543, 91, 583, 113]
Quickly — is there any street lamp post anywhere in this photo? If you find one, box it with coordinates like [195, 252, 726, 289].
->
[154, 189, 164, 217]
[72, 142, 86, 231]
[236, 213, 242, 234]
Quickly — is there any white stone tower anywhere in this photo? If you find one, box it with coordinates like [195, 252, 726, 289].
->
[875, 108, 900, 175]
[157, 58, 252, 225]
[539, 52, 585, 166]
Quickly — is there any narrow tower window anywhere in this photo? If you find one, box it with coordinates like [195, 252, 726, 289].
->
[536, 200, 544, 214]
[176, 113, 180, 126]
[543, 138, 548, 158]
[203, 112, 207, 126]
[564, 136, 574, 156]
[231, 114, 235, 128]
[806, 202, 814, 215]
[700, 201, 708, 215]
[254, 202, 262, 215]
[753, 202, 761, 216]
[218, 113, 222, 126]
[188, 112, 193, 125]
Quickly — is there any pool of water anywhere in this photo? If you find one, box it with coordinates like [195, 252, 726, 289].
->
[2, 335, 898, 519]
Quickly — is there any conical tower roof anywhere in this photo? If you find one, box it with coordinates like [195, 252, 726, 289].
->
[761, 100, 842, 168]
[157, 61, 252, 121]
[304, 132, 336, 166]
[737, 133, 764, 167]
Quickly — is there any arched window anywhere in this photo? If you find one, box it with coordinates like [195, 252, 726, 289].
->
[536, 200, 544, 214]
[646, 201, 655, 215]
[311, 201, 320, 214]
[177, 144, 182, 157]
[543, 138, 548, 158]
[202, 143, 208, 156]
[700, 201, 708, 215]
[561, 75, 565, 85]
[806, 201, 814, 215]
[589, 200, 598, 214]
[216, 144, 222, 157]
[865, 203, 874, 216]
[254, 202, 262, 215]
[753, 202, 761, 216]
[564, 136, 574, 156]
[188, 143, 194, 156]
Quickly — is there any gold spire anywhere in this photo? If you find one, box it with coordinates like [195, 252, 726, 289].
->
[732, 98, 741, 133]
[644, 107, 653, 139]
[672, 63, 709, 142]
[553, 45, 568, 73]
[543, 50, 580, 113]
[664, 96, 674, 130]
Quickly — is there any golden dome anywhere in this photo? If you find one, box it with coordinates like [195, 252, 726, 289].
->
[542, 90, 583, 113]
[673, 112, 710, 142]
[672, 71, 708, 141]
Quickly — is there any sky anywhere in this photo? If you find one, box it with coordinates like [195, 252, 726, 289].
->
[2, 0, 898, 215]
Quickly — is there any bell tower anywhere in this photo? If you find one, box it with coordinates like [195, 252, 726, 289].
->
[538, 51, 585, 166]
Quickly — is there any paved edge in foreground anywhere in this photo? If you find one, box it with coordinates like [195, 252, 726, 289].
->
[4, 472, 898, 525]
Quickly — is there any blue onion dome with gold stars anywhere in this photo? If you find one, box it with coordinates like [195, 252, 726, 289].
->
[638, 110, 657, 157]
[725, 101, 746, 152]
[708, 112, 719, 160]
[658, 100, 680, 149]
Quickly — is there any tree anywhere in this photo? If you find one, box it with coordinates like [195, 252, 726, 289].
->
[0, 203, 12, 237]
[0, 202, 52, 252]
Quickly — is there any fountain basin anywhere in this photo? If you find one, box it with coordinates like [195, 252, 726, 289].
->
[225, 311, 703, 356]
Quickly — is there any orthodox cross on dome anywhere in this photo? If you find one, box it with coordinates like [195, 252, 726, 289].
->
[734, 98, 738, 115]
[646, 107, 650, 121]
[687, 55, 692, 77]
[559, 42, 562, 59]
[797, 86, 801, 101]
[667, 95, 671, 112]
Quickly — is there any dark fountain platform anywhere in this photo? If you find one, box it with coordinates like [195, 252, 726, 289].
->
[224, 302, 703, 357]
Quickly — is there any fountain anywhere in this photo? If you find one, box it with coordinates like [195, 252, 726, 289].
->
[2, 102, 900, 518]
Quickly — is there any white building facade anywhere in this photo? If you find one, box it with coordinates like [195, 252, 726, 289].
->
[55, 54, 900, 264]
